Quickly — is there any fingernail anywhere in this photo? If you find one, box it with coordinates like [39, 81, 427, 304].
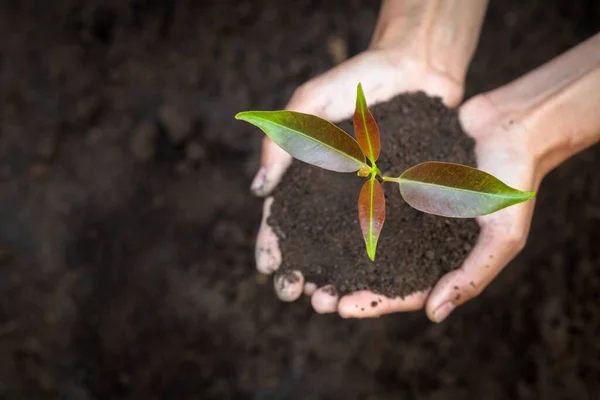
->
[432, 301, 455, 323]
[304, 282, 318, 296]
[274, 270, 304, 302]
[250, 167, 267, 196]
[311, 285, 339, 314]
[251, 162, 289, 197]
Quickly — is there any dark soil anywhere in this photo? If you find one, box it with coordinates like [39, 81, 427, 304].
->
[0, 0, 599, 399]
[270, 93, 479, 297]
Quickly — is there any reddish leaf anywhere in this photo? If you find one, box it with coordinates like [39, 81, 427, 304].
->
[399, 162, 536, 217]
[353, 83, 380, 163]
[358, 177, 386, 261]
[235, 110, 367, 172]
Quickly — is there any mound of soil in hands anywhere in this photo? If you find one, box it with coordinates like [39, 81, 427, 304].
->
[269, 93, 480, 298]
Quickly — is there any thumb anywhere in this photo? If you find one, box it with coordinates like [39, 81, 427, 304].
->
[250, 137, 292, 197]
[425, 203, 533, 323]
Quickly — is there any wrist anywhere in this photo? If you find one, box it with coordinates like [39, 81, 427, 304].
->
[461, 75, 600, 190]
[370, 0, 487, 94]
[481, 34, 600, 179]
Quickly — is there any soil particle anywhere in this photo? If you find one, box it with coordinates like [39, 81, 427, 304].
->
[269, 93, 480, 298]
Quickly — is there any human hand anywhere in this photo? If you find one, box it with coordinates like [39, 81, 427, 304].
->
[251, 0, 489, 311]
[252, 44, 465, 302]
[256, 32, 600, 321]
[333, 93, 542, 321]
[258, 89, 541, 317]
[250, 0, 490, 198]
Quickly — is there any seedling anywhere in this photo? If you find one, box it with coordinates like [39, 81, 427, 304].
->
[235, 83, 535, 261]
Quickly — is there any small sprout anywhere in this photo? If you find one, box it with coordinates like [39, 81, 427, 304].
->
[236, 83, 536, 261]
[353, 83, 385, 259]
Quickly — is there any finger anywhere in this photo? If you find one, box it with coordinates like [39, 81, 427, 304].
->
[337, 289, 429, 319]
[303, 281, 318, 296]
[426, 208, 531, 323]
[311, 285, 339, 314]
[255, 197, 282, 274]
[250, 137, 292, 197]
[274, 270, 305, 302]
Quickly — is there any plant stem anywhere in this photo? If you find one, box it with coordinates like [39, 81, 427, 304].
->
[381, 176, 401, 183]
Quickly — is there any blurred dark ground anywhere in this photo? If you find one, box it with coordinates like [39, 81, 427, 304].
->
[0, 0, 599, 399]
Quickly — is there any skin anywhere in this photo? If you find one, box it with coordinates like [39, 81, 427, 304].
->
[252, 1, 600, 322]
[250, 0, 487, 197]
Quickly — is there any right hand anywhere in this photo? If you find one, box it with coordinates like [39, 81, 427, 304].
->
[251, 47, 465, 311]
[256, 32, 600, 318]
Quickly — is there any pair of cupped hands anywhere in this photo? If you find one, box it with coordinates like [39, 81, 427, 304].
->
[251, 49, 539, 323]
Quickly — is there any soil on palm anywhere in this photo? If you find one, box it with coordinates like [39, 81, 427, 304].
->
[269, 93, 480, 298]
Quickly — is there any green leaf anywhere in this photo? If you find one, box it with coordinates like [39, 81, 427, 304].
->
[398, 162, 535, 218]
[353, 83, 380, 163]
[235, 110, 367, 173]
[358, 177, 386, 261]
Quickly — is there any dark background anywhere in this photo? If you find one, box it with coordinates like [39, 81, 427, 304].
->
[0, 0, 599, 399]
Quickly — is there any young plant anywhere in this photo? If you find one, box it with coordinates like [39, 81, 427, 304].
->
[235, 83, 535, 261]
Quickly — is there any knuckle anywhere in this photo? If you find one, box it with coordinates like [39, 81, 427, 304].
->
[450, 287, 480, 308]
[454, 285, 480, 305]
[467, 284, 484, 300]
[449, 274, 485, 305]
